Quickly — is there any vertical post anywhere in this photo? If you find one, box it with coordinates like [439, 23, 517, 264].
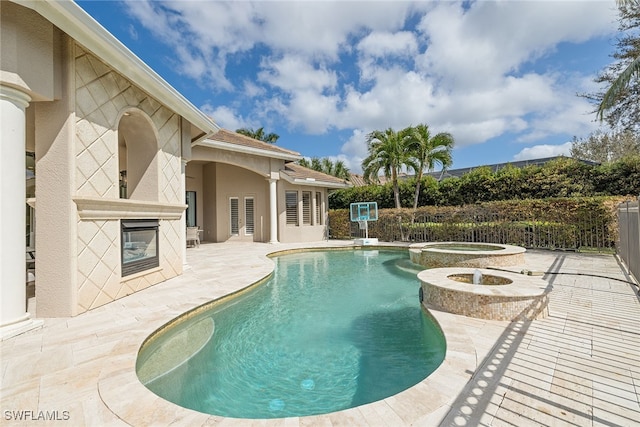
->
[626, 201, 630, 275]
[181, 158, 188, 267]
[268, 177, 278, 244]
[635, 197, 640, 278]
[0, 85, 41, 338]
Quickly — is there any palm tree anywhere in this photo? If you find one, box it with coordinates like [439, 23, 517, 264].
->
[297, 157, 350, 180]
[236, 127, 280, 144]
[597, 0, 640, 121]
[362, 127, 416, 209]
[332, 160, 351, 180]
[406, 124, 454, 209]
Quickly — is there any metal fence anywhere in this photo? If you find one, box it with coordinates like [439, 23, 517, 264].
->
[618, 198, 640, 283]
[349, 210, 617, 252]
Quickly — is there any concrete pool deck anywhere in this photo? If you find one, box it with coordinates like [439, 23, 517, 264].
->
[1, 241, 639, 426]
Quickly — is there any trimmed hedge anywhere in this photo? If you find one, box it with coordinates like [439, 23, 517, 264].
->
[328, 197, 626, 251]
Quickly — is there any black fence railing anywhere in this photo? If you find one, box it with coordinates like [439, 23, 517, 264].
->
[618, 198, 640, 283]
[348, 211, 616, 252]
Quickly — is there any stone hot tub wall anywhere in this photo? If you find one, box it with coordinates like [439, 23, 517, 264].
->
[418, 268, 550, 321]
[409, 242, 526, 269]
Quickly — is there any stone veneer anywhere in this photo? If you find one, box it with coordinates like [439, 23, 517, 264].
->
[409, 242, 526, 269]
[74, 45, 184, 313]
[418, 267, 550, 321]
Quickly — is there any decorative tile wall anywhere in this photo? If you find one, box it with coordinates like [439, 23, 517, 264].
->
[73, 45, 184, 313]
[77, 219, 120, 313]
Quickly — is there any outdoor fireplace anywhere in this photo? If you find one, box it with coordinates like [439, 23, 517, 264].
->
[121, 219, 159, 276]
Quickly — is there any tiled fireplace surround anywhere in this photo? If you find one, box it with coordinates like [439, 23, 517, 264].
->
[72, 46, 185, 314]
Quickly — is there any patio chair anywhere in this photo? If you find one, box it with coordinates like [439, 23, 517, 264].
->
[186, 227, 200, 248]
[26, 249, 35, 285]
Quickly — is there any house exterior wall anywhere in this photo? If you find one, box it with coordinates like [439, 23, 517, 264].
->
[72, 46, 185, 314]
[186, 151, 335, 244]
[190, 147, 285, 243]
[278, 181, 329, 243]
[0, 1, 59, 101]
[213, 163, 269, 242]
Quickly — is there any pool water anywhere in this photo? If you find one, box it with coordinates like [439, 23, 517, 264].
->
[139, 249, 446, 419]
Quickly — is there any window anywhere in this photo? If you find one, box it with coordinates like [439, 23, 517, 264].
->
[245, 197, 254, 235]
[185, 191, 196, 227]
[315, 192, 322, 225]
[302, 191, 311, 225]
[230, 197, 239, 235]
[286, 191, 298, 225]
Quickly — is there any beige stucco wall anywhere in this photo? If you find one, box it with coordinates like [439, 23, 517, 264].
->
[213, 163, 269, 242]
[278, 181, 329, 243]
[10, 13, 188, 317]
[191, 145, 276, 177]
[188, 161, 271, 242]
[32, 34, 78, 316]
[72, 46, 185, 314]
[187, 154, 333, 244]
[0, 1, 60, 101]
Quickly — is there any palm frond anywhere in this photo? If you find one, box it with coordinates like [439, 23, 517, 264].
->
[597, 56, 640, 120]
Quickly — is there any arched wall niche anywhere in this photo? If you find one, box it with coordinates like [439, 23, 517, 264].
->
[117, 108, 159, 201]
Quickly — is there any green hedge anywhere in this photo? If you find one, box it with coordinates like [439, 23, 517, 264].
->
[330, 157, 640, 209]
[328, 197, 625, 251]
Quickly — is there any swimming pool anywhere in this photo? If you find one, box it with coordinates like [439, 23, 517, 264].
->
[136, 249, 446, 419]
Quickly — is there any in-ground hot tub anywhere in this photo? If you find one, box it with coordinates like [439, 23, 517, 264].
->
[409, 242, 525, 269]
[418, 267, 550, 321]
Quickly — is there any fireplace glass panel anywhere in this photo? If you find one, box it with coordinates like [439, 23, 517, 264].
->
[121, 220, 159, 276]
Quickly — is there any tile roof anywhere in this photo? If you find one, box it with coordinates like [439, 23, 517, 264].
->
[210, 129, 300, 158]
[282, 163, 351, 188]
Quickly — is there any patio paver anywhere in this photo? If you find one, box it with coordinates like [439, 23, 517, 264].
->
[1, 242, 639, 426]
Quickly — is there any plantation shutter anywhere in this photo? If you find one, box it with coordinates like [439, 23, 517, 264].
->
[245, 197, 254, 235]
[302, 191, 311, 225]
[230, 198, 239, 235]
[286, 191, 298, 225]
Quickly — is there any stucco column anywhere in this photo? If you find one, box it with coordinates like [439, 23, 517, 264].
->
[268, 177, 279, 244]
[181, 158, 188, 267]
[0, 85, 41, 339]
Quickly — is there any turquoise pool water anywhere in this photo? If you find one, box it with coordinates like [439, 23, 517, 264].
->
[138, 249, 446, 419]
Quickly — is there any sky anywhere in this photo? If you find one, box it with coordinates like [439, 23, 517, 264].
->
[76, 0, 622, 173]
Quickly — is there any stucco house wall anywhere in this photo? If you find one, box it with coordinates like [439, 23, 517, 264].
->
[277, 181, 329, 243]
[73, 46, 185, 313]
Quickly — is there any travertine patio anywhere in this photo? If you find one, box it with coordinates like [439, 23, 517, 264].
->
[1, 241, 639, 426]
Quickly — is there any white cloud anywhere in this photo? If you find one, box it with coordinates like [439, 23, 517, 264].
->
[357, 31, 418, 58]
[258, 56, 337, 93]
[121, 0, 619, 164]
[512, 141, 573, 161]
[415, 1, 617, 88]
[200, 105, 246, 131]
[340, 129, 370, 174]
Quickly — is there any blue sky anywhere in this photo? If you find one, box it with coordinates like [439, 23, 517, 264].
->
[77, 0, 620, 173]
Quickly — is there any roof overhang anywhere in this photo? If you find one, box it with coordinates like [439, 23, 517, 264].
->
[279, 171, 351, 189]
[14, 0, 219, 141]
[195, 139, 302, 162]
